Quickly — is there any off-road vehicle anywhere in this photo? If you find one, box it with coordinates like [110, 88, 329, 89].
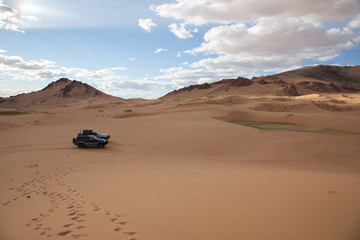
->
[73, 134, 108, 149]
[81, 129, 110, 139]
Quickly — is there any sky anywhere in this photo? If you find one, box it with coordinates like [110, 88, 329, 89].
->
[0, 0, 360, 99]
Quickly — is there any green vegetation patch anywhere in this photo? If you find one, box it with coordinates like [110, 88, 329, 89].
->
[0, 109, 30, 115]
[230, 120, 360, 135]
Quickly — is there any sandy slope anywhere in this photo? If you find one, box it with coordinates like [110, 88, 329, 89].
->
[1, 94, 360, 240]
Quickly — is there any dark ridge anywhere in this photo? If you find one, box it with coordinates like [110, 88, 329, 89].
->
[304, 81, 341, 93]
[252, 76, 282, 82]
[258, 78, 269, 85]
[299, 81, 310, 86]
[283, 84, 299, 96]
[162, 77, 254, 97]
[42, 78, 71, 91]
[57, 78, 72, 83]
[164, 82, 212, 96]
[277, 65, 360, 83]
[59, 80, 103, 98]
[61, 84, 73, 97]
[213, 77, 253, 87]
[341, 85, 359, 92]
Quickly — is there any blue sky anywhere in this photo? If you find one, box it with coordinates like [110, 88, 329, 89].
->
[1, 0, 360, 99]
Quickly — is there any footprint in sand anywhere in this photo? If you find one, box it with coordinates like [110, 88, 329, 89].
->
[72, 233, 87, 239]
[19, 161, 141, 239]
[124, 232, 137, 236]
[58, 230, 72, 236]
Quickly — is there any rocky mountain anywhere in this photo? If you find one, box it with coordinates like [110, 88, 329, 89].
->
[162, 65, 360, 99]
[275, 65, 360, 83]
[0, 78, 119, 108]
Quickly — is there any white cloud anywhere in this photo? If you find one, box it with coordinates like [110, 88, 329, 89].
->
[0, 88, 36, 97]
[0, 0, 24, 33]
[111, 67, 127, 71]
[0, 0, 40, 32]
[151, 0, 360, 78]
[169, 23, 194, 39]
[348, 14, 360, 29]
[0, 49, 7, 53]
[181, 17, 358, 75]
[105, 80, 174, 99]
[190, 54, 301, 72]
[149, 65, 241, 90]
[317, 55, 339, 62]
[20, 15, 40, 21]
[0, 53, 57, 70]
[0, 52, 130, 83]
[152, 0, 360, 25]
[138, 18, 157, 32]
[189, 17, 357, 58]
[154, 48, 168, 53]
[353, 35, 360, 44]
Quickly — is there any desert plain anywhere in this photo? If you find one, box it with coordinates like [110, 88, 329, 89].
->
[1, 71, 360, 240]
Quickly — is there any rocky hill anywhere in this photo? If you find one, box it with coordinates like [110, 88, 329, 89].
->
[162, 65, 360, 99]
[275, 65, 360, 83]
[0, 78, 120, 108]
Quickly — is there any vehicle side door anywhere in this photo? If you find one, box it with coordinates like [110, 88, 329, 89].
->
[88, 136, 98, 147]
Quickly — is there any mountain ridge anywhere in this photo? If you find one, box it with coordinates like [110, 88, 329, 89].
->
[0, 65, 359, 108]
[162, 65, 360, 99]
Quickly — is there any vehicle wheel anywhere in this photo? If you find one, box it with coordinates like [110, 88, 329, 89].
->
[78, 143, 84, 148]
[98, 143, 104, 149]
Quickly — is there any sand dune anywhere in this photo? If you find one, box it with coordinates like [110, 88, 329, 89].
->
[1, 92, 360, 240]
[1, 66, 360, 239]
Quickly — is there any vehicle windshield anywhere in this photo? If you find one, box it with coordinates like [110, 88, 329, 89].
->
[92, 131, 99, 135]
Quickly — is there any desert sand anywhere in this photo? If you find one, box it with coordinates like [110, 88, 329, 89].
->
[1, 92, 360, 240]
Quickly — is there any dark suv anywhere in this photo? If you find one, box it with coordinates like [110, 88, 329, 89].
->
[81, 129, 110, 139]
[73, 134, 108, 149]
